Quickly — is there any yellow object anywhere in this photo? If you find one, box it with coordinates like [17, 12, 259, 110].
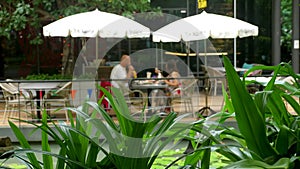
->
[198, 0, 207, 9]
[133, 71, 137, 78]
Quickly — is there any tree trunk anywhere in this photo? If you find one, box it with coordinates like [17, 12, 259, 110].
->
[62, 38, 75, 76]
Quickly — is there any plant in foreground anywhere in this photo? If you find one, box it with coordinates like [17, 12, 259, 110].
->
[1, 87, 193, 169]
[220, 57, 300, 168]
[168, 57, 300, 168]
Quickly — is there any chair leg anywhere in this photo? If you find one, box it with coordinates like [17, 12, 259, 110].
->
[5, 104, 15, 123]
[184, 102, 188, 113]
[214, 81, 217, 96]
[2, 104, 9, 123]
[64, 110, 69, 122]
[188, 101, 192, 113]
[65, 102, 69, 122]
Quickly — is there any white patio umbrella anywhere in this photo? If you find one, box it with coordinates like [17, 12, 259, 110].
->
[43, 8, 150, 59]
[152, 11, 259, 67]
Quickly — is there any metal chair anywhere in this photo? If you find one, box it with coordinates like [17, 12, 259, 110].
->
[0, 83, 34, 123]
[115, 80, 147, 115]
[170, 78, 198, 116]
[43, 82, 72, 122]
[202, 66, 226, 96]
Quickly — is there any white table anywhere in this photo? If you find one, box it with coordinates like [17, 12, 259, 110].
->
[20, 82, 61, 119]
[20, 82, 61, 90]
[130, 83, 168, 90]
[214, 67, 249, 73]
[243, 76, 295, 86]
[130, 80, 168, 111]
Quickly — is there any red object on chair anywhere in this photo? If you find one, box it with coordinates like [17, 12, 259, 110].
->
[99, 81, 112, 111]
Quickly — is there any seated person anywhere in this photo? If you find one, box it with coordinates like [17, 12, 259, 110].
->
[164, 60, 181, 94]
[110, 54, 135, 92]
[156, 60, 181, 114]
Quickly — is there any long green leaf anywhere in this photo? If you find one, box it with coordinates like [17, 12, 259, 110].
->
[275, 125, 289, 155]
[41, 111, 53, 169]
[223, 157, 291, 169]
[266, 91, 291, 126]
[281, 93, 300, 115]
[223, 56, 277, 159]
[8, 121, 42, 169]
[13, 149, 91, 169]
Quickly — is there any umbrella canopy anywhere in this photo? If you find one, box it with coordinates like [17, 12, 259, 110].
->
[43, 9, 151, 60]
[152, 11, 259, 68]
[152, 11, 258, 42]
[43, 9, 150, 38]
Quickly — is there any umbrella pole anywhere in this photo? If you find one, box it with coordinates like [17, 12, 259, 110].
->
[197, 39, 216, 118]
[196, 41, 199, 75]
[234, 0, 237, 68]
[234, 39, 236, 68]
[160, 43, 163, 69]
[155, 43, 158, 68]
[204, 39, 207, 66]
[186, 41, 190, 74]
[96, 37, 99, 60]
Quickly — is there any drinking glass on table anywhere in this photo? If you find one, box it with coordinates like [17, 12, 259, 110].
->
[146, 72, 152, 78]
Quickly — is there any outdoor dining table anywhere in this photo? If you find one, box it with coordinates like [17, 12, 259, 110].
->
[130, 80, 168, 90]
[130, 79, 168, 110]
[19, 82, 61, 119]
[213, 67, 249, 73]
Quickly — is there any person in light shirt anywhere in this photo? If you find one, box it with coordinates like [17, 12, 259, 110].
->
[154, 60, 181, 114]
[110, 54, 135, 91]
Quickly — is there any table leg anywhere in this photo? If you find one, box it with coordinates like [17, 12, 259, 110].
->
[148, 89, 167, 113]
[36, 90, 45, 119]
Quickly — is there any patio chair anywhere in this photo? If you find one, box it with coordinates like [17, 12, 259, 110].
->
[0, 83, 34, 123]
[202, 66, 226, 96]
[43, 81, 72, 122]
[98, 80, 112, 113]
[6, 79, 37, 99]
[116, 81, 147, 114]
[170, 78, 198, 116]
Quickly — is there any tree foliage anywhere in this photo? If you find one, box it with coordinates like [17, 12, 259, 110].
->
[281, 0, 292, 50]
[0, 0, 155, 44]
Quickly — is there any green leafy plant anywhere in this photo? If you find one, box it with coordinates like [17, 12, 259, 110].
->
[218, 57, 300, 168]
[209, 57, 299, 168]
[23, 74, 72, 80]
[167, 57, 300, 168]
[1, 87, 193, 169]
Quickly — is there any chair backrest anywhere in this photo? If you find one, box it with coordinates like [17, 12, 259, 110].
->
[54, 82, 72, 97]
[0, 83, 18, 94]
[204, 66, 225, 77]
[6, 79, 18, 88]
[0, 83, 19, 101]
[183, 79, 198, 95]
[173, 78, 197, 97]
